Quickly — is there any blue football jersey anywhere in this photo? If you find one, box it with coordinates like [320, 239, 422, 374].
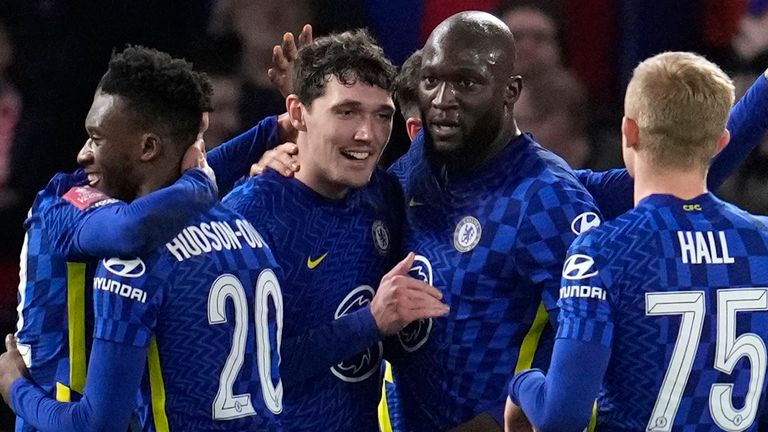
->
[575, 168, 633, 221]
[15, 172, 118, 432]
[223, 168, 404, 432]
[558, 193, 768, 431]
[93, 202, 284, 431]
[15, 168, 220, 432]
[385, 133, 601, 429]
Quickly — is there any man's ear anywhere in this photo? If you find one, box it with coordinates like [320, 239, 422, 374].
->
[713, 128, 730, 157]
[503, 75, 522, 107]
[140, 133, 162, 161]
[286, 95, 307, 132]
[621, 116, 640, 150]
[406, 117, 422, 141]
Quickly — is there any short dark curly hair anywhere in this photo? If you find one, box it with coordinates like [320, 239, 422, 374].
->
[293, 29, 396, 106]
[98, 46, 213, 149]
[395, 49, 422, 120]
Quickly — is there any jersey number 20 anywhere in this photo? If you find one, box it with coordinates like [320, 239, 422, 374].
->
[208, 270, 284, 420]
[645, 288, 767, 432]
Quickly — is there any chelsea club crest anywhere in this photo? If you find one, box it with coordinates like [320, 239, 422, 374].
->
[454, 216, 482, 253]
[372, 220, 390, 255]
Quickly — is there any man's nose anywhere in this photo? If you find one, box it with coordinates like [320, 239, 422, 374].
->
[77, 139, 94, 166]
[432, 82, 458, 109]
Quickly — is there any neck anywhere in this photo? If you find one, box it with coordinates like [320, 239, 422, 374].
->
[440, 120, 522, 174]
[633, 163, 708, 206]
[134, 162, 180, 200]
[293, 137, 349, 200]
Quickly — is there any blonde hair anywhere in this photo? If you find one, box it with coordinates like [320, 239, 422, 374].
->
[624, 52, 734, 169]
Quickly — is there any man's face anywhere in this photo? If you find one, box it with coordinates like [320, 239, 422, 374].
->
[419, 36, 508, 157]
[77, 91, 144, 201]
[301, 77, 395, 193]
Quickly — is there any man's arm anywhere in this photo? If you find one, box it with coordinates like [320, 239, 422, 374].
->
[575, 169, 633, 222]
[208, 116, 279, 194]
[708, 70, 768, 189]
[43, 168, 217, 259]
[507, 340, 609, 431]
[508, 234, 614, 432]
[578, 70, 768, 221]
[208, 114, 300, 195]
[281, 308, 380, 386]
[282, 253, 448, 386]
[3, 338, 146, 432]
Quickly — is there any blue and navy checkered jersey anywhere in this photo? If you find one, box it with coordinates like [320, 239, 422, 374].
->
[559, 192, 768, 431]
[223, 167, 403, 432]
[93, 202, 284, 431]
[385, 133, 601, 430]
[15, 171, 105, 432]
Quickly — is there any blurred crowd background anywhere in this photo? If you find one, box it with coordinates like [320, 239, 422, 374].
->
[0, 0, 767, 426]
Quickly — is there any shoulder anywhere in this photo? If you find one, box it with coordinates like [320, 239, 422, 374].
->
[571, 207, 657, 260]
[32, 171, 85, 208]
[512, 139, 591, 199]
[366, 168, 405, 204]
[223, 171, 284, 213]
[717, 198, 768, 231]
[388, 132, 425, 183]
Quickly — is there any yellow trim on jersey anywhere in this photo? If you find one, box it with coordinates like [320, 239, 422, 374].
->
[378, 362, 394, 432]
[514, 302, 549, 373]
[55, 382, 71, 402]
[66, 262, 87, 394]
[587, 400, 598, 431]
[148, 337, 170, 432]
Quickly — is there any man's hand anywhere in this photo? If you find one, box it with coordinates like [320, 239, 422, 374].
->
[250, 142, 300, 177]
[504, 397, 534, 432]
[448, 413, 503, 432]
[0, 334, 29, 409]
[370, 252, 449, 336]
[267, 24, 313, 97]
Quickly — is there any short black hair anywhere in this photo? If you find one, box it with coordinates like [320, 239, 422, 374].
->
[293, 29, 396, 106]
[98, 45, 213, 149]
[395, 49, 422, 120]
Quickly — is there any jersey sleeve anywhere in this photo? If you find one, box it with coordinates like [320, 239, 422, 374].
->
[556, 232, 615, 347]
[11, 339, 148, 432]
[507, 338, 610, 432]
[280, 307, 380, 387]
[42, 168, 217, 260]
[507, 232, 614, 431]
[575, 168, 634, 221]
[709, 73, 768, 190]
[207, 115, 280, 195]
[92, 256, 168, 348]
[515, 180, 603, 317]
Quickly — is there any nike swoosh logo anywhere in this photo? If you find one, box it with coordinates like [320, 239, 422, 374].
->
[307, 252, 329, 269]
[409, 198, 424, 207]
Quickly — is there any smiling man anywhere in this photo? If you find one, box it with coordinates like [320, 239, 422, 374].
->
[222, 30, 449, 432]
[0, 46, 287, 432]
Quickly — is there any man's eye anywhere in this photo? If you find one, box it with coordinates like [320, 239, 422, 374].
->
[458, 79, 476, 89]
